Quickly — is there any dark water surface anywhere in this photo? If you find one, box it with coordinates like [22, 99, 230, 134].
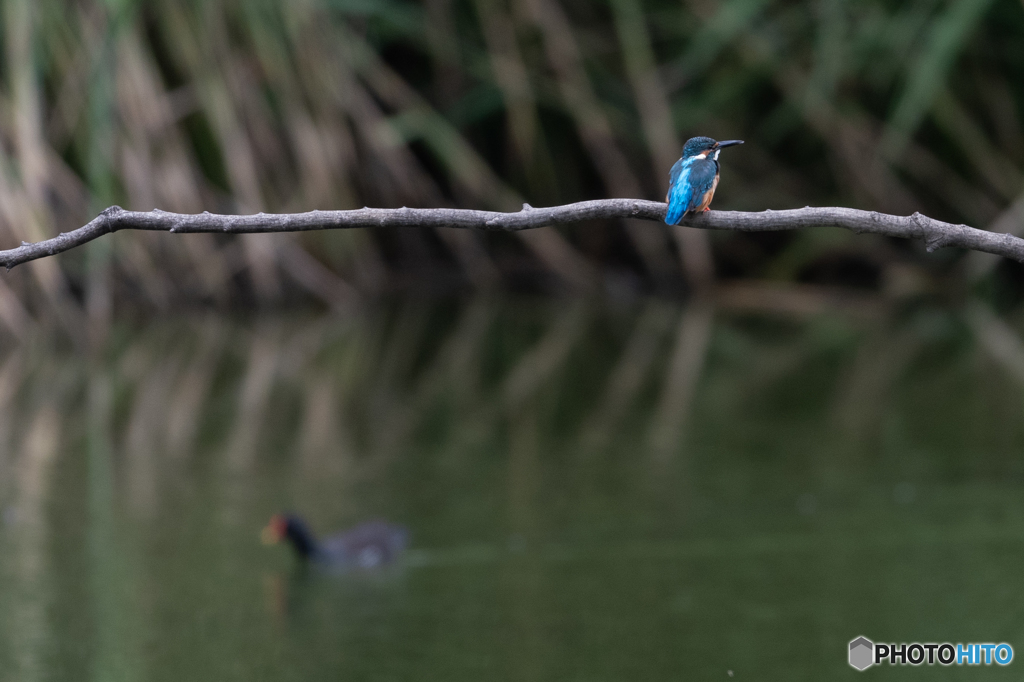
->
[1, 295, 1022, 680]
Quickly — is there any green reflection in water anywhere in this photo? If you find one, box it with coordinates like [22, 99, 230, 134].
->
[0, 296, 1023, 681]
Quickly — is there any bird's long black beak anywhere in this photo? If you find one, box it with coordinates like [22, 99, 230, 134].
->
[716, 140, 744, 148]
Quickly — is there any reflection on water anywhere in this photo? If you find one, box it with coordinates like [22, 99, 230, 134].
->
[0, 294, 1023, 680]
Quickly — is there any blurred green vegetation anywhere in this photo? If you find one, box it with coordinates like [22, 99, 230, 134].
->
[0, 0, 1021, 315]
[4, 5, 1024, 676]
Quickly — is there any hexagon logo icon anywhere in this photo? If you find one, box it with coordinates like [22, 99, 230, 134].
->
[849, 637, 874, 670]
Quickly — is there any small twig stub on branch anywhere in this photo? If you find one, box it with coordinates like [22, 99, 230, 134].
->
[2, 200, 1023, 270]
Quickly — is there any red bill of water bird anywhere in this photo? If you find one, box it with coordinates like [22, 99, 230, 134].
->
[664, 137, 743, 226]
[261, 514, 408, 570]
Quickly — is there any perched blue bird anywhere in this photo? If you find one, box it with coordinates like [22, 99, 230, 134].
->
[665, 136, 743, 225]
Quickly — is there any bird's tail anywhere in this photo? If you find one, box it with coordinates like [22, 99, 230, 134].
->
[664, 199, 687, 226]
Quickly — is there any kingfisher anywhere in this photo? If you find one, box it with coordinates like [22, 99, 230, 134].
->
[664, 136, 743, 225]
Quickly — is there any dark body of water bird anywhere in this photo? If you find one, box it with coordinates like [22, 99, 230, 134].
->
[262, 514, 409, 570]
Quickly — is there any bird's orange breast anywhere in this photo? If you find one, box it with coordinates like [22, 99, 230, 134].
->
[695, 173, 720, 212]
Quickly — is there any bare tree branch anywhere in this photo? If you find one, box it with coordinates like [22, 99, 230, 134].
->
[3, 200, 1024, 270]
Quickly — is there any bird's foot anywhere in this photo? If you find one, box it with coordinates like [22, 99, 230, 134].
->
[703, 207, 711, 212]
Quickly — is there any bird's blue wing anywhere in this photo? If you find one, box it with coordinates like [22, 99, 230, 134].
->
[665, 158, 717, 225]
[668, 157, 686, 193]
[686, 161, 717, 210]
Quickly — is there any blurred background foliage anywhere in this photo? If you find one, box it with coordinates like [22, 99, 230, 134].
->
[4, 3, 1024, 676]
[0, 0, 1022, 320]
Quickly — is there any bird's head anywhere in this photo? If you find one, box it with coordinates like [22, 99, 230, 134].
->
[261, 514, 288, 545]
[682, 136, 744, 160]
[262, 513, 318, 558]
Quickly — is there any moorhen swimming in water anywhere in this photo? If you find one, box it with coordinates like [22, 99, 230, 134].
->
[261, 514, 408, 569]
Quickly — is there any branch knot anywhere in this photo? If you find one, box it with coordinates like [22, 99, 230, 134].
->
[101, 205, 125, 233]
